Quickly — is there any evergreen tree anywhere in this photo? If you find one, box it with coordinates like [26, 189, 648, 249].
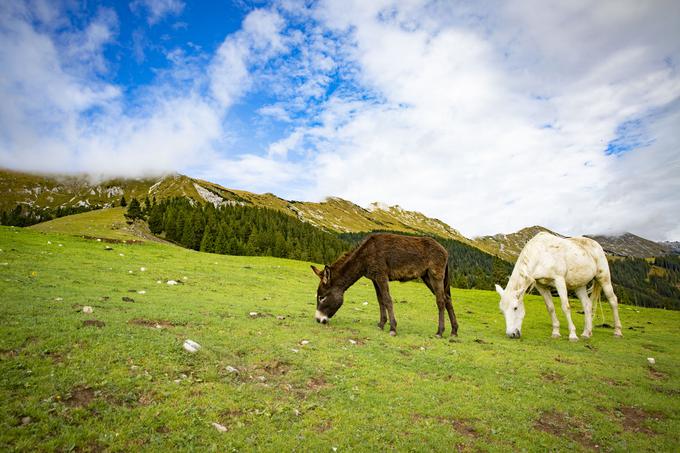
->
[120, 195, 127, 207]
[124, 198, 143, 222]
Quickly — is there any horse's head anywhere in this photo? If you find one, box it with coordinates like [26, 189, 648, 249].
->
[495, 284, 525, 339]
[311, 265, 344, 324]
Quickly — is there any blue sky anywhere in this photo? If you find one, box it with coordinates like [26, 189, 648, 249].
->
[1, 0, 679, 240]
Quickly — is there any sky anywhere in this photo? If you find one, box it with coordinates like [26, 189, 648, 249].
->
[1, 0, 679, 241]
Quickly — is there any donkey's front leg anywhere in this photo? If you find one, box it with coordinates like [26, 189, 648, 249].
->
[375, 278, 398, 336]
[372, 280, 388, 330]
[555, 278, 578, 341]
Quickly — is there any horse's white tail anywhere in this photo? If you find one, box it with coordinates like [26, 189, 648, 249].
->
[589, 279, 605, 323]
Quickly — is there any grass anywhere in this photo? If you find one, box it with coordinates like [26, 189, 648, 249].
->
[1, 225, 679, 452]
[29, 208, 142, 242]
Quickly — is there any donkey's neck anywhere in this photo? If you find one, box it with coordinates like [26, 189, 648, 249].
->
[332, 249, 366, 292]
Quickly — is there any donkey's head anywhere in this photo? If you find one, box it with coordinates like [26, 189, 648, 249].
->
[311, 265, 344, 324]
[495, 284, 525, 339]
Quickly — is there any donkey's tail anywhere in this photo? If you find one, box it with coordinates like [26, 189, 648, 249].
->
[444, 262, 451, 298]
[589, 279, 605, 323]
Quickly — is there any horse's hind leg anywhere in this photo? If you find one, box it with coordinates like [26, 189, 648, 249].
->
[423, 272, 446, 338]
[536, 284, 560, 338]
[600, 277, 623, 337]
[575, 286, 593, 338]
[372, 280, 388, 330]
[555, 278, 578, 341]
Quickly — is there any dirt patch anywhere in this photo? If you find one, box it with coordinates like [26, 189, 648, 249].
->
[412, 414, 479, 438]
[541, 371, 564, 382]
[128, 318, 178, 328]
[534, 410, 598, 449]
[616, 406, 664, 435]
[554, 356, 576, 365]
[601, 378, 627, 387]
[121, 296, 135, 303]
[306, 376, 330, 391]
[0, 349, 18, 359]
[82, 320, 105, 328]
[64, 386, 96, 408]
[315, 419, 333, 433]
[473, 338, 492, 345]
[262, 360, 290, 376]
[652, 386, 680, 396]
[648, 368, 669, 380]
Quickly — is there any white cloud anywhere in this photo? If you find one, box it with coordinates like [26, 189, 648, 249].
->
[130, 0, 185, 25]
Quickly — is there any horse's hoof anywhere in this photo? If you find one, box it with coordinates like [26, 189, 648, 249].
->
[581, 332, 592, 339]
[614, 331, 623, 338]
[389, 330, 397, 337]
[569, 335, 579, 342]
[551, 333, 561, 339]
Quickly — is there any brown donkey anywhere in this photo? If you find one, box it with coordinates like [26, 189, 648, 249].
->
[311, 233, 458, 337]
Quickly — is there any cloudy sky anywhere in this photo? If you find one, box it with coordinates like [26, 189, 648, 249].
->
[1, 1, 679, 240]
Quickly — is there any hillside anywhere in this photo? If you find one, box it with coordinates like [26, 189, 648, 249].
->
[473, 226, 562, 262]
[0, 169, 469, 242]
[1, 226, 679, 451]
[586, 232, 672, 258]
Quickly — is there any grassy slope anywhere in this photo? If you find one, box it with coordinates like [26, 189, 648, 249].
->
[1, 226, 679, 452]
[28, 208, 142, 242]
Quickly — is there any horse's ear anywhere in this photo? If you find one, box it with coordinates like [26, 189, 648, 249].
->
[311, 265, 323, 278]
[495, 284, 504, 296]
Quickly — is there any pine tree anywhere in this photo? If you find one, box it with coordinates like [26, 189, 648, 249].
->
[120, 195, 127, 207]
[124, 198, 143, 222]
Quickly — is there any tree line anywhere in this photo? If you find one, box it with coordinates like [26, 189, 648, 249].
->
[0, 204, 102, 227]
[144, 197, 350, 264]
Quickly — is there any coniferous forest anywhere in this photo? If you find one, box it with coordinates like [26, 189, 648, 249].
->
[147, 197, 350, 264]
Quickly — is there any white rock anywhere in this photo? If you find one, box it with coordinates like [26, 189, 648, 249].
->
[96, 238, 102, 242]
[291, 348, 299, 353]
[211, 422, 228, 432]
[140, 267, 146, 272]
[348, 339, 357, 345]
[167, 280, 178, 285]
[300, 340, 310, 345]
[249, 312, 258, 317]
[137, 290, 146, 294]
[362, 301, 369, 306]
[128, 270, 133, 274]
[58, 244, 63, 247]
[183, 339, 201, 353]
[54, 297, 63, 301]
[83, 306, 93, 314]
[225, 366, 239, 373]
[647, 357, 656, 365]
[47, 241, 52, 245]
[119, 253, 124, 257]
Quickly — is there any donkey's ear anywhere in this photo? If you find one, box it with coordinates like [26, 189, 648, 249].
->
[322, 266, 331, 285]
[495, 284, 504, 296]
[311, 265, 323, 278]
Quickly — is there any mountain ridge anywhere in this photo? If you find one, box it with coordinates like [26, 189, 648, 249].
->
[1, 167, 675, 259]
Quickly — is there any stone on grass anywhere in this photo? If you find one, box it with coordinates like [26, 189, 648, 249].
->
[276, 315, 286, 320]
[140, 267, 146, 272]
[183, 339, 201, 353]
[300, 340, 310, 346]
[167, 280, 178, 285]
[137, 290, 146, 295]
[82, 306, 93, 314]
[249, 312, 259, 317]
[348, 339, 357, 345]
[211, 422, 228, 432]
[21, 416, 31, 425]
[54, 297, 63, 301]
[647, 357, 656, 365]
[225, 366, 239, 374]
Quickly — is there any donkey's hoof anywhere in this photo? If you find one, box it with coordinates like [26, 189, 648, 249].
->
[551, 333, 561, 339]
[435, 333, 442, 339]
[389, 330, 397, 337]
[377, 323, 385, 330]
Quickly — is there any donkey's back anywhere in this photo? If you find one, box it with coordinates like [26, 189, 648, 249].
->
[362, 234, 448, 282]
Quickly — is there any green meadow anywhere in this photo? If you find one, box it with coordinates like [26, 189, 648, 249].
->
[1, 225, 679, 451]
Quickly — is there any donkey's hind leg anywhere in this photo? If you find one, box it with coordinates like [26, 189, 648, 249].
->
[575, 286, 593, 338]
[375, 277, 398, 336]
[423, 271, 447, 338]
[536, 284, 560, 338]
[372, 280, 388, 330]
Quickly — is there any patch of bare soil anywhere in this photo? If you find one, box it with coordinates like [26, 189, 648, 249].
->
[262, 360, 290, 376]
[534, 410, 599, 450]
[648, 367, 669, 380]
[64, 386, 96, 408]
[0, 349, 18, 359]
[315, 419, 333, 433]
[616, 406, 664, 435]
[554, 356, 576, 365]
[128, 318, 178, 328]
[82, 320, 105, 328]
[412, 414, 479, 438]
[541, 371, 564, 382]
[306, 376, 330, 391]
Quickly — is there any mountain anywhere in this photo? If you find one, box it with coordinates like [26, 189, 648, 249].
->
[0, 168, 469, 242]
[473, 226, 563, 262]
[584, 233, 672, 258]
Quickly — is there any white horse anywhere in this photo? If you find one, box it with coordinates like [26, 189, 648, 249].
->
[495, 232, 623, 341]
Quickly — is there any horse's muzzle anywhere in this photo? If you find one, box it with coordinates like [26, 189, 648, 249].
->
[507, 329, 521, 339]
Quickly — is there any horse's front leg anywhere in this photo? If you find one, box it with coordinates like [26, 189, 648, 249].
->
[372, 280, 387, 330]
[555, 278, 578, 341]
[375, 277, 397, 336]
[536, 284, 560, 338]
[575, 287, 593, 338]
